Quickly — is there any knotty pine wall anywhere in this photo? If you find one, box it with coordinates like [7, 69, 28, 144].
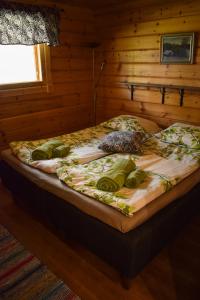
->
[0, 0, 95, 151]
[94, 0, 200, 127]
[1, 0, 200, 153]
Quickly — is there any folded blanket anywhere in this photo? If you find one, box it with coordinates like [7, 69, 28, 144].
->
[125, 168, 147, 188]
[32, 140, 63, 161]
[96, 158, 136, 192]
[52, 145, 70, 158]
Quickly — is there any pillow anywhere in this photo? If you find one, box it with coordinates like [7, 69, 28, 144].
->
[135, 115, 161, 133]
[100, 115, 161, 133]
[98, 131, 145, 153]
[155, 123, 200, 149]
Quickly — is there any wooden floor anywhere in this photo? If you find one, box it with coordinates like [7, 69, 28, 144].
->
[0, 182, 200, 300]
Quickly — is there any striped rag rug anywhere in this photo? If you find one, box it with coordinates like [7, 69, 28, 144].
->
[0, 224, 80, 300]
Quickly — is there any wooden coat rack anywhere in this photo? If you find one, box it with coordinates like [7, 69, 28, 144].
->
[122, 82, 200, 107]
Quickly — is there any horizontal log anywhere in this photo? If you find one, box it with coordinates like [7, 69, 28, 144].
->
[96, 97, 200, 123]
[0, 104, 92, 145]
[95, 48, 200, 64]
[52, 70, 92, 83]
[60, 18, 95, 34]
[97, 86, 200, 108]
[99, 75, 200, 87]
[100, 35, 160, 51]
[95, 49, 160, 63]
[53, 81, 92, 95]
[0, 81, 93, 100]
[51, 58, 92, 71]
[0, 93, 91, 119]
[50, 46, 92, 59]
[100, 63, 200, 80]
[95, 0, 175, 15]
[95, 0, 200, 23]
[59, 32, 97, 47]
[60, 7, 94, 23]
[99, 15, 200, 39]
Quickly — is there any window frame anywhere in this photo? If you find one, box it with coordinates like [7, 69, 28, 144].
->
[0, 44, 51, 96]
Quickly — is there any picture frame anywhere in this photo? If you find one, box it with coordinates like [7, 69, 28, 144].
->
[160, 32, 195, 64]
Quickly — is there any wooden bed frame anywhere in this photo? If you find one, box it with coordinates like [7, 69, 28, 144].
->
[1, 159, 200, 288]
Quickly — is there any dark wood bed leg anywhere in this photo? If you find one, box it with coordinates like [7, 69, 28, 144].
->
[120, 275, 132, 289]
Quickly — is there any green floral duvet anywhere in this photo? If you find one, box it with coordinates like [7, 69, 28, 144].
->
[57, 141, 200, 216]
[9, 122, 200, 216]
[155, 123, 200, 149]
[9, 125, 112, 173]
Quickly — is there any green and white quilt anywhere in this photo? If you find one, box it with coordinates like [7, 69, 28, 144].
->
[57, 139, 200, 216]
[9, 125, 112, 173]
[9, 121, 200, 216]
[155, 123, 200, 150]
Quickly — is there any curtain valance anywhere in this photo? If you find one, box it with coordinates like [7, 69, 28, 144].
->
[0, 1, 60, 46]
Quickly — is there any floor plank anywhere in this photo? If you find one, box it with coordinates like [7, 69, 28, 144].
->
[0, 182, 200, 300]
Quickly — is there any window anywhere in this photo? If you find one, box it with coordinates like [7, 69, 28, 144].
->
[0, 44, 51, 94]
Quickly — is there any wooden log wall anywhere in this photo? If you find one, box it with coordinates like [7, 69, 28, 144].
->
[94, 0, 200, 127]
[0, 0, 95, 151]
[1, 0, 200, 153]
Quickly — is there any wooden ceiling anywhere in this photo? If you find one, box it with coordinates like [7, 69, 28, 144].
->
[53, 0, 129, 9]
[54, 0, 173, 10]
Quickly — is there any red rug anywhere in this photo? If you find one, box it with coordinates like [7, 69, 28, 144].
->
[0, 224, 80, 300]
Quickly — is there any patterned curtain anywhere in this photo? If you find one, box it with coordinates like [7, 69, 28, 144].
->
[0, 1, 60, 46]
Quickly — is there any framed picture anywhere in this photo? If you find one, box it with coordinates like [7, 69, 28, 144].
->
[160, 32, 195, 64]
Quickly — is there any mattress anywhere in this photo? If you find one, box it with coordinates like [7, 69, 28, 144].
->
[1, 149, 200, 233]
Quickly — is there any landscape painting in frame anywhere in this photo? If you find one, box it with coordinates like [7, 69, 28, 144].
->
[160, 33, 195, 64]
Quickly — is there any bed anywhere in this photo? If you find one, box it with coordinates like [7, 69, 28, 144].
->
[1, 115, 200, 288]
